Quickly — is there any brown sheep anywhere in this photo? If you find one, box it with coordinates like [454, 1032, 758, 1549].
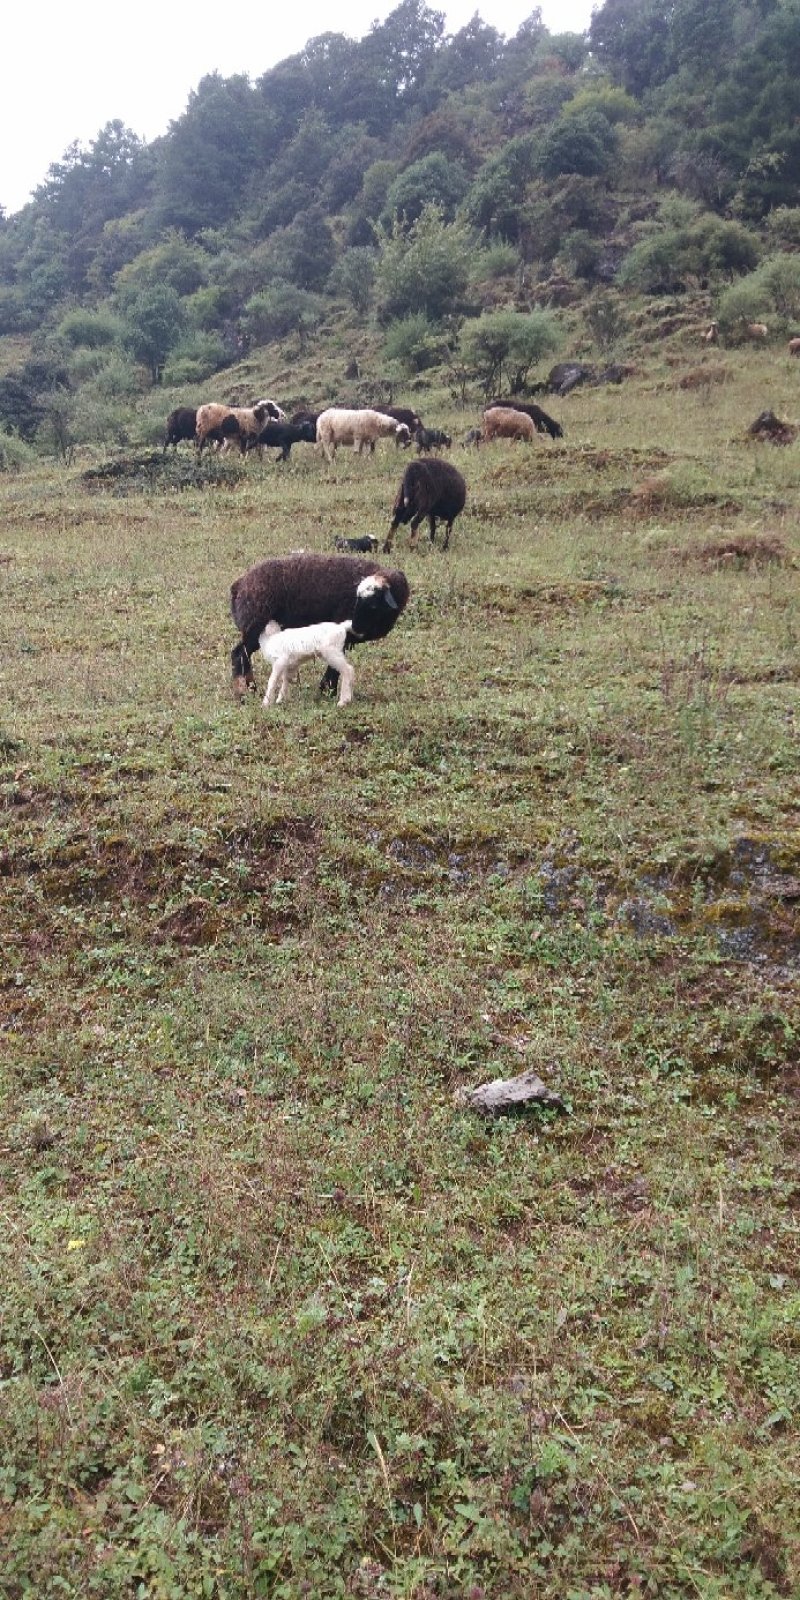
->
[788, 338, 800, 357]
[196, 402, 271, 454]
[745, 322, 768, 341]
[482, 406, 536, 443]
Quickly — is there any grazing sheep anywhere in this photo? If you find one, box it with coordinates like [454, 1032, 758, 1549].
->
[482, 406, 536, 443]
[414, 426, 452, 453]
[384, 457, 467, 553]
[745, 322, 768, 341]
[383, 405, 423, 444]
[316, 407, 412, 462]
[333, 535, 379, 553]
[196, 402, 271, 454]
[254, 419, 317, 461]
[486, 398, 563, 440]
[788, 338, 800, 357]
[259, 575, 395, 708]
[461, 428, 482, 449]
[230, 553, 410, 696]
[163, 406, 198, 451]
[703, 321, 719, 344]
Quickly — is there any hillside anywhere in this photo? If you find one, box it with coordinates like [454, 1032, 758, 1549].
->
[1, 0, 800, 457]
[1, 5, 799, 1596]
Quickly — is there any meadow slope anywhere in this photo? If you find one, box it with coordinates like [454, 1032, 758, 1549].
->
[1, 348, 799, 1599]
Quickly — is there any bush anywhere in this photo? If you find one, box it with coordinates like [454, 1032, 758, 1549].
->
[383, 313, 449, 373]
[327, 248, 378, 315]
[162, 332, 227, 385]
[242, 282, 322, 345]
[620, 211, 759, 292]
[58, 308, 124, 349]
[469, 241, 520, 284]
[0, 432, 36, 471]
[716, 253, 800, 333]
[765, 208, 800, 250]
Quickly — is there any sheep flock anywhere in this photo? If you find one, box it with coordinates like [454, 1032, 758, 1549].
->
[167, 386, 564, 710]
[160, 386, 572, 709]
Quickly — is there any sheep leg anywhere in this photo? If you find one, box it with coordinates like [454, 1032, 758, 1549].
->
[428, 514, 437, 546]
[320, 645, 354, 707]
[442, 519, 453, 550]
[408, 514, 424, 550]
[263, 663, 286, 706]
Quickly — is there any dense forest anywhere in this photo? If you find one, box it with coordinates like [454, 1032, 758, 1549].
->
[2, 0, 800, 458]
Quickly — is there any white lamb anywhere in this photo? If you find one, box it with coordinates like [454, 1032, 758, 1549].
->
[260, 618, 354, 706]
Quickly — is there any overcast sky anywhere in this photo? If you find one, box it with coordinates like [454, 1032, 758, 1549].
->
[1, 0, 596, 218]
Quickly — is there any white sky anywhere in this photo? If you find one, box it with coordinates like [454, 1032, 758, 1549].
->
[1, 0, 595, 218]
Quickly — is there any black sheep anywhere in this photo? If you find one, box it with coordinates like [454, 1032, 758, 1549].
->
[383, 405, 422, 444]
[487, 398, 563, 439]
[163, 406, 198, 451]
[414, 425, 451, 453]
[254, 419, 317, 460]
[230, 553, 410, 697]
[384, 458, 467, 553]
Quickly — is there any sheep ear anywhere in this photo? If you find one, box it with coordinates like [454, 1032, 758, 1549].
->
[384, 590, 399, 610]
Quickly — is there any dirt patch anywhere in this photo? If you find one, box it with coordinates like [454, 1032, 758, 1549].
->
[681, 534, 789, 567]
[747, 411, 798, 446]
[81, 452, 243, 495]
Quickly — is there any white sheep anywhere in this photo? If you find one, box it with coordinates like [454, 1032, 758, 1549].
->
[260, 619, 355, 707]
[256, 573, 395, 708]
[316, 407, 411, 463]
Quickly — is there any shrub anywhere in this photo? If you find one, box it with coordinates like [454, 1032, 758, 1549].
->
[620, 212, 759, 292]
[765, 208, 800, 250]
[383, 312, 449, 373]
[0, 432, 36, 471]
[162, 332, 227, 385]
[242, 282, 322, 345]
[469, 241, 520, 284]
[58, 308, 124, 349]
[716, 253, 800, 333]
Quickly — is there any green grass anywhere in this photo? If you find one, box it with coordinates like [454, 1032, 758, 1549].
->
[1, 341, 799, 1598]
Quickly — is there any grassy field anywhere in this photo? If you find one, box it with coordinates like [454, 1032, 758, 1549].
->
[1, 342, 799, 1599]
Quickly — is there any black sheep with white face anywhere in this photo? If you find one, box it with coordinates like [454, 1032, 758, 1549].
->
[230, 552, 410, 697]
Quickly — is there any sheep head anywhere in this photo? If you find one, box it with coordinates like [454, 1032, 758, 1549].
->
[349, 574, 399, 639]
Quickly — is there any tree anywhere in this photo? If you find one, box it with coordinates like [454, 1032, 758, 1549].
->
[538, 109, 618, 181]
[377, 205, 473, 323]
[385, 152, 469, 226]
[463, 136, 539, 239]
[589, 0, 674, 97]
[459, 309, 561, 394]
[157, 74, 273, 235]
[123, 286, 186, 383]
[112, 233, 209, 311]
[328, 248, 378, 315]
